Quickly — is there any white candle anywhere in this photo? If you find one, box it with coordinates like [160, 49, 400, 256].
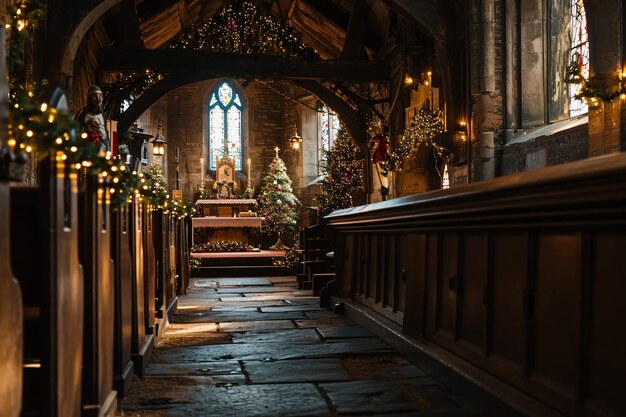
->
[200, 158, 204, 182]
[247, 157, 251, 180]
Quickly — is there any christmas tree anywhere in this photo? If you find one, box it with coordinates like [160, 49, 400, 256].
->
[258, 147, 299, 249]
[316, 125, 363, 216]
[142, 163, 169, 207]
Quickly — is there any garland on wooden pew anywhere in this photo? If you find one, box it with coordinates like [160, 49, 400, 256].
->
[273, 233, 301, 269]
[4, 87, 197, 211]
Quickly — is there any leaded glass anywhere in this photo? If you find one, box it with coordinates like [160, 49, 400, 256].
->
[321, 108, 330, 153]
[218, 82, 233, 106]
[209, 106, 225, 170]
[331, 110, 340, 143]
[569, 0, 588, 117]
[209, 81, 243, 171]
[227, 107, 242, 170]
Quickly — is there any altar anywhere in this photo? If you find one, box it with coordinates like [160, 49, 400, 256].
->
[192, 199, 261, 246]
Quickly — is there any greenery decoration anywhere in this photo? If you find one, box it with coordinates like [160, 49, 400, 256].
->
[106, 0, 317, 117]
[258, 149, 299, 243]
[140, 163, 169, 206]
[5, 0, 46, 89]
[192, 240, 256, 253]
[273, 233, 301, 270]
[384, 109, 445, 172]
[316, 125, 363, 217]
[566, 62, 626, 105]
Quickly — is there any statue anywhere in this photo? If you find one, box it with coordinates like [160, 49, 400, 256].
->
[74, 85, 110, 152]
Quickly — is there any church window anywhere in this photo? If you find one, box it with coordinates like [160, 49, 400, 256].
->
[319, 105, 340, 167]
[569, 0, 589, 117]
[208, 81, 243, 170]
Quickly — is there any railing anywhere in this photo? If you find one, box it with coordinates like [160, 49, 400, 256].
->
[325, 153, 626, 417]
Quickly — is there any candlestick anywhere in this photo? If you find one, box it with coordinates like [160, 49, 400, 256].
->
[247, 157, 251, 189]
[200, 158, 204, 183]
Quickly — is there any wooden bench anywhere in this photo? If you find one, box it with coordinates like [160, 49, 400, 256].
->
[78, 174, 116, 416]
[111, 204, 134, 397]
[0, 181, 23, 417]
[11, 155, 84, 417]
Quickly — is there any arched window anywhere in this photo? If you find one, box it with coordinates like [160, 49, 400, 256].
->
[209, 81, 243, 170]
[319, 105, 340, 165]
[569, 0, 589, 117]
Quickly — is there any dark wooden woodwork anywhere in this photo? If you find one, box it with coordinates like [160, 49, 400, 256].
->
[10, 155, 84, 417]
[153, 210, 167, 336]
[326, 153, 626, 417]
[111, 205, 134, 397]
[143, 203, 156, 336]
[0, 182, 23, 417]
[129, 201, 153, 376]
[97, 48, 389, 81]
[78, 175, 116, 416]
[175, 217, 191, 296]
[340, 0, 367, 59]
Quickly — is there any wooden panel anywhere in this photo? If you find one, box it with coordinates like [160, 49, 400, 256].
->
[0, 183, 22, 417]
[131, 201, 146, 355]
[112, 206, 134, 396]
[458, 233, 487, 350]
[403, 234, 426, 335]
[491, 233, 527, 367]
[395, 235, 407, 314]
[367, 234, 377, 300]
[533, 233, 581, 394]
[436, 233, 458, 338]
[588, 233, 626, 415]
[425, 233, 438, 336]
[384, 235, 395, 310]
[143, 205, 156, 335]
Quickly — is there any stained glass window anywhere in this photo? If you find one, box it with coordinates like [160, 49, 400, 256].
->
[320, 105, 340, 166]
[208, 81, 243, 170]
[569, 0, 589, 117]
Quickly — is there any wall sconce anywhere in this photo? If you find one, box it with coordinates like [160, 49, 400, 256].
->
[455, 122, 467, 141]
[289, 129, 302, 151]
[151, 122, 166, 156]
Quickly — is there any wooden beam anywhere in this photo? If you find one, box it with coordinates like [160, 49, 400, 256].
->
[97, 48, 389, 81]
[114, 0, 145, 48]
[340, 0, 368, 59]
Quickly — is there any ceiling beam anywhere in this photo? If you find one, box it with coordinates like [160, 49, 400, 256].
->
[340, 0, 368, 59]
[97, 48, 390, 81]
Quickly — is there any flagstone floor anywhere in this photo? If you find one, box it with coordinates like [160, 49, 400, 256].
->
[117, 276, 498, 417]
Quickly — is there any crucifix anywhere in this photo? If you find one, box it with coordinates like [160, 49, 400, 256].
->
[274, 146, 280, 157]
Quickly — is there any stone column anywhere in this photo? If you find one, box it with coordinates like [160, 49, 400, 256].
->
[585, 0, 624, 156]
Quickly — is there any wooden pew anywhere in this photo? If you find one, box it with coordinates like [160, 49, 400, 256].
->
[129, 201, 153, 376]
[78, 174, 116, 416]
[326, 153, 626, 417]
[11, 154, 84, 417]
[111, 204, 134, 396]
[153, 209, 177, 338]
[175, 217, 191, 295]
[0, 181, 23, 417]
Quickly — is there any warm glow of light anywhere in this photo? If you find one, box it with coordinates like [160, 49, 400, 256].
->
[26, 130, 33, 137]
[25, 146, 32, 153]
[55, 138, 63, 144]
[404, 75, 414, 85]
[40, 103, 47, 112]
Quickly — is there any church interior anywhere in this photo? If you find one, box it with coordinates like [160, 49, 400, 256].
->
[0, 0, 625, 416]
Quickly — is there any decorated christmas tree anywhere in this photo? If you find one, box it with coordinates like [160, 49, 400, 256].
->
[142, 163, 169, 207]
[316, 125, 363, 216]
[258, 147, 299, 249]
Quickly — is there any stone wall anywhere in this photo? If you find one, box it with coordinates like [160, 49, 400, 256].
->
[140, 80, 307, 203]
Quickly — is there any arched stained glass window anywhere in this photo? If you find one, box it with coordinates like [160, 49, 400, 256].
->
[569, 0, 589, 117]
[209, 81, 243, 170]
[320, 105, 340, 156]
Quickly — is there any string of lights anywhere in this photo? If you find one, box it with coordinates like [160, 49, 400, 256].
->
[384, 109, 445, 172]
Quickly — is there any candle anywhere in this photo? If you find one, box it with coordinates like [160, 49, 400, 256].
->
[247, 157, 251, 181]
[200, 158, 204, 182]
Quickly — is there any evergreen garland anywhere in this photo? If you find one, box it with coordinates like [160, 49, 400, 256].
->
[316, 126, 363, 216]
[258, 150, 299, 238]
[192, 240, 256, 252]
[384, 109, 445, 172]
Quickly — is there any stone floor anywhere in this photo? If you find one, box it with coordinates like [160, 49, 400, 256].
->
[117, 276, 492, 417]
